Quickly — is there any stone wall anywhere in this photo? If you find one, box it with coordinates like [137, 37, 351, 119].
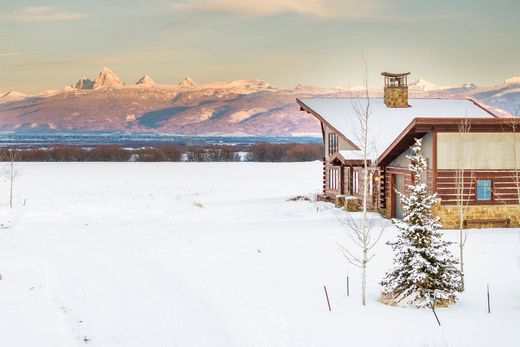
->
[433, 203, 520, 228]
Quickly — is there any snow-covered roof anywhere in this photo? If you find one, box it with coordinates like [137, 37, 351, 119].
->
[339, 150, 364, 160]
[299, 98, 495, 157]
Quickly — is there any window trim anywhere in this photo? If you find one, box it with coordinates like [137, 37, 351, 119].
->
[474, 177, 494, 203]
[328, 167, 340, 191]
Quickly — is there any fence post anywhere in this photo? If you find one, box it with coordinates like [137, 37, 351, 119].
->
[487, 284, 491, 314]
[324, 285, 331, 311]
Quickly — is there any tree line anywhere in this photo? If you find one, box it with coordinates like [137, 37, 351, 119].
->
[0, 143, 323, 162]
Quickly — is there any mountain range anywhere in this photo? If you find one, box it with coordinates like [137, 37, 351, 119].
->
[0, 67, 518, 137]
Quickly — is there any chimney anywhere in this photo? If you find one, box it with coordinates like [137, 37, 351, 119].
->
[381, 72, 410, 108]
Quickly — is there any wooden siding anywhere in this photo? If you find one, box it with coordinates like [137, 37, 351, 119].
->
[323, 162, 380, 208]
[436, 170, 520, 205]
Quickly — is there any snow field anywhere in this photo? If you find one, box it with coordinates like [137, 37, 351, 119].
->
[0, 162, 518, 346]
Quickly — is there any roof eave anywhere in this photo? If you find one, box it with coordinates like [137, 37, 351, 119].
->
[297, 98, 361, 151]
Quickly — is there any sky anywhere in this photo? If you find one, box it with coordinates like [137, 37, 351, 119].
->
[1, 0, 519, 93]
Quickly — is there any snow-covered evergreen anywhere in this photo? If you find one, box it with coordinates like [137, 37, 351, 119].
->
[381, 138, 462, 308]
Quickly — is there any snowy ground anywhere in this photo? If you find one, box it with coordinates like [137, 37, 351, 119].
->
[0, 162, 519, 347]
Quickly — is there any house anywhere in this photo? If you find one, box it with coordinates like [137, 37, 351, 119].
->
[297, 72, 520, 228]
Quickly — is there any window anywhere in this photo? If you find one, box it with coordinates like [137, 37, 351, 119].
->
[328, 167, 340, 190]
[328, 133, 338, 156]
[353, 171, 359, 194]
[476, 179, 492, 201]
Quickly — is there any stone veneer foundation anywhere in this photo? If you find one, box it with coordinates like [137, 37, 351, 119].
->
[384, 197, 519, 229]
[433, 203, 520, 229]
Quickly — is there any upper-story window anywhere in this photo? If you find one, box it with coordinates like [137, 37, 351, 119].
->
[328, 133, 338, 156]
[476, 179, 492, 201]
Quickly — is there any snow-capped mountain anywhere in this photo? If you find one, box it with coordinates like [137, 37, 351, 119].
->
[408, 78, 444, 91]
[136, 75, 155, 85]
[461, 83, 477, 89]
[178, 77, 196, 87]
[0, 70, 518, 135]
[93, 67, 125, 88]
[74, 77, 94, 90]
[0, 90, 28, 104]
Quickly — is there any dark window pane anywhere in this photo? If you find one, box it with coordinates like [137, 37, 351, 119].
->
[328, 133, 338, 156]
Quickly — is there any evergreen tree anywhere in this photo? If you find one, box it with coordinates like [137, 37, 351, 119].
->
[381, 138, 462, 308]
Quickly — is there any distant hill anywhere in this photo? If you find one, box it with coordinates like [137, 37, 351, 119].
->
[0, 69, 518, 136]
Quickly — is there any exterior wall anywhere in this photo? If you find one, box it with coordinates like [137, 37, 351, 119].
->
[323, 162, 380, 210]
[322, 122, 358, 197]
[384, 166, 413, 218]
[383, 86, 408, 108]
[323, 124, 357, 161]
[384, 167, 520, 228]
[384, 131, 434, 218]
[436, 169, 519, 206]
[433, 204, 520, 228]
[324, 163, 342, 196]
[434, 132, 520, 228]
[437, 132, 520, 170]
[389, 132, 434, 168]
[350, 166, 380, 209]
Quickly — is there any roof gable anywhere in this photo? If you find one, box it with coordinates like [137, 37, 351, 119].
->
[298, 97, 496, 159]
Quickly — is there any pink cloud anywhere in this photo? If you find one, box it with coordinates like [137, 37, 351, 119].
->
[171, 0, 373, 18]
[3, 6, 87, 22]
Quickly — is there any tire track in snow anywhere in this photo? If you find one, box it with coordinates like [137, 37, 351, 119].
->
[38, 244, 236, 346]
[148, 246, 309, 347]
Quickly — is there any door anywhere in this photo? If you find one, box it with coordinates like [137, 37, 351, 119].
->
[392, 174, 405, 219]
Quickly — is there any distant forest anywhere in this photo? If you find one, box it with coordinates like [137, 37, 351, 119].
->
[0, 143, 323, 162]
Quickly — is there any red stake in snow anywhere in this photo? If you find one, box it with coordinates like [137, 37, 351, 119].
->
[324, 285, 331, 312]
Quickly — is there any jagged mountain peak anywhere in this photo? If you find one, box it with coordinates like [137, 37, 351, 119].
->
[93, 67, 125, 88]
[74, 76, 94, 90]
[136, 75, 155, 85]
[179, 76, 196, 87]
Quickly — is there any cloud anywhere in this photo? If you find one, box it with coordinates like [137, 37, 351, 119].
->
[170, 0, 466, 21]
[2, 6, 87, 22]
[171, 0, 355, 18]
[0, 52, 20, 57]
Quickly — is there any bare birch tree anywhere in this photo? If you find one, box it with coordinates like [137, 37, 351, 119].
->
[455, 118, 473, 289]
[511, 107, 520, 206]
[337, 57, 383, 305]
[2, 149, 19, 208]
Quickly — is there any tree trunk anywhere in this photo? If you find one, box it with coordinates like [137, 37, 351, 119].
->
[9, 161, 13, 208]
[459, 210, 465, 290]
[361, 248, 367, 305]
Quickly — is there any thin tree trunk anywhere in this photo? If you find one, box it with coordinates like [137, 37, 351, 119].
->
[9, 160, 14, 208]
[456, 119, 471, 290]
[362, 248, 367, 305]
[459, 208, 464, 287]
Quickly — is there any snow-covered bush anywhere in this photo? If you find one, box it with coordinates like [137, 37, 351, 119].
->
[381, 138, 462, 308]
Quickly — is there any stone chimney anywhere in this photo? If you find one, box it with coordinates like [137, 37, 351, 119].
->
[382, 72, 410, 108]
